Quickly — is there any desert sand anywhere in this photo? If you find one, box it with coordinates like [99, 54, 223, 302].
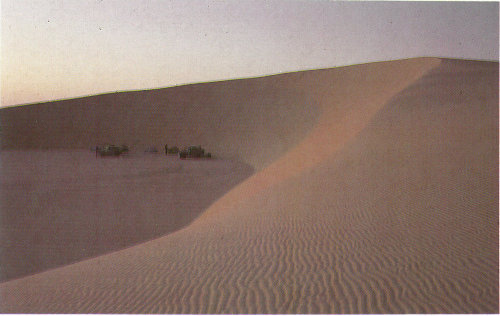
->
[0, 58, 498, 313]
[0, 151, 253, 282]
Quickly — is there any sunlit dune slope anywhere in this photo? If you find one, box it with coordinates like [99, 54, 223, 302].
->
[0, 58, 497, 314]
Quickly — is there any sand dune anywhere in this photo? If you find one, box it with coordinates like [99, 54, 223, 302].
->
[1, 65, 325, 170]
[0, 58, 498, 313]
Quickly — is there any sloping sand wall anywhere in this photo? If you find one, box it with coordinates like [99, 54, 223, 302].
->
[2, 68, 321, 170]
[1, 58, 437, 170]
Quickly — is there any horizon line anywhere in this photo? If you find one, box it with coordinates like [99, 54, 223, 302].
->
[1, 56, 497, 110]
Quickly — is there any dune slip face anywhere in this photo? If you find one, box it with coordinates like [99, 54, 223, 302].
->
[0, 58, 498, 314]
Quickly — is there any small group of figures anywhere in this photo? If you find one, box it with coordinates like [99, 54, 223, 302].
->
[93, 144, 212, 159]
[95, 144, 129, 157]
[165, 144, 212, 159]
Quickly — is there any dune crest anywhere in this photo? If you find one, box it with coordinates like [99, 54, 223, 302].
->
[0, 58, 497, 314]
[195, 58, 441, 219]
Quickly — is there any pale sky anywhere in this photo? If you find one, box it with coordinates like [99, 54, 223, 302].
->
[1, 1, 498, 107]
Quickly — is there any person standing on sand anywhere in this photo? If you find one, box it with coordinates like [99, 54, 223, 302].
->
[165, 144, 168, 155]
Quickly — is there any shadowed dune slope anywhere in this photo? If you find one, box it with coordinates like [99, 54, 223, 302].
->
[2, 58, 436, 170]
[0, 58, 498, 313]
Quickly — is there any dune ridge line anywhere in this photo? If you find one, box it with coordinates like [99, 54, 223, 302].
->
[194, 57, 442, 221]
